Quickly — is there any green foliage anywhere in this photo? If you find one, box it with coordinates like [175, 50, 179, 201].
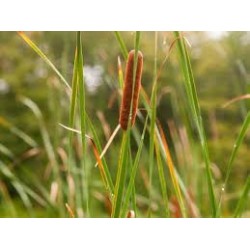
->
[0, 31, 249, 217]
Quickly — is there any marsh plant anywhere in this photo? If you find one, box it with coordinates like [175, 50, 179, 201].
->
[0, 31, 249, 218]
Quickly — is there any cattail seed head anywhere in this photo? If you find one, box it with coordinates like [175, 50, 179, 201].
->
[119, 50, 143, 130]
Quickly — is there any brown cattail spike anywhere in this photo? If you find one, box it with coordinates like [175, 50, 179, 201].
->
[119, 50, 143, 130]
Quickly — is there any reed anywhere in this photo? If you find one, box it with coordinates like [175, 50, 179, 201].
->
[3, 31, 248, 218]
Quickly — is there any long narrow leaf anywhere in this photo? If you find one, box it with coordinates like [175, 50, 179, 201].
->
[86, 116, 115, 194]
[114, 32, 128, 60]
[18, 32, 71, 90]
[76, 31, 89, 217]
[121, 115, 149, 217]
[148, 32, 158, 215]
[225, 111, 250, 186]
[111, 132, 129, 217]
[174, 31, 216, 217]
[155, 137, 170, 217]
[217, 112, 250, 216]
[234, 176, 250, 217]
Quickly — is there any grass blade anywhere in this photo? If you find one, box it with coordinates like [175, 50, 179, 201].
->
[132, 72, 189, 217]
[148, 32, 158, 215]
[17, 32, 71, 90]
[0, 160, 33, 215]
[10, 127, 38, 148]
[121, 115, 149, 217]
[76, 31, 89, 217]
[174, 31, 216, 217]
[60, 122, 115, 195]
[0, 117, 37, 148]
[0, 143, 14, 159]
[86, 116, 115, 194]
[69, 48, 79, 131]
[0, 180, 17, 217]
[20, 97, 65, 216]
[94, 124, 121, 167]
[217, 112, 250, 216]
[111, 132, 129, 217]
[67, 46, 79, 168]
[155, 137, 170, 217]
[66, 39, 81, 213]
[224, 111, 250, 185]
[114, 32, 128, 60]
[158, 123, 186, 217]
[20, 97, 58, 172]
[234, 176, 250, 217]
[222, 94, 250, 108]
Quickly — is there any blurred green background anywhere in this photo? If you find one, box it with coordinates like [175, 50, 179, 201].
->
[0, 32, 249, 217]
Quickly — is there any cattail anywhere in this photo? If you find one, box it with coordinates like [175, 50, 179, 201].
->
[119, 50, 143, 130]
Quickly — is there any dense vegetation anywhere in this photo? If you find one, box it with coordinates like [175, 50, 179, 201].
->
[0, 31, 249, 217]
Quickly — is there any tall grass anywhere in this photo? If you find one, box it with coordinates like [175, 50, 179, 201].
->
[1, 31, 247, 217]
[174, 31, 216, 217]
